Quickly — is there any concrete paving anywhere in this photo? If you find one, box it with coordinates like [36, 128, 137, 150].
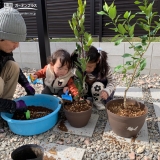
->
[114, 86, 143, 98]
[153, 102, 160, 132]
[53, 114, 99, 137]
[103, 120, 149, 145]
[41, 142, 85, 160]
[150, 88, 160, 100]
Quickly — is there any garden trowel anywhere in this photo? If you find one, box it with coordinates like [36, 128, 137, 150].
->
[28, 74, 43, 85]
[61, 91, 73, 102]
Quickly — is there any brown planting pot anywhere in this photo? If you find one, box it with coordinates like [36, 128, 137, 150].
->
[106, 99, 148, 138]
[64, 105, 92, 128]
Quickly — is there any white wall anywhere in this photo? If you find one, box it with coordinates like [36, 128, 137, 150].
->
[13, 42, 160, 74]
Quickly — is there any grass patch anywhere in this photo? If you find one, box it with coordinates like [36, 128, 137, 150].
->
[50, 37, 160, 42]
[26, 37, 160, 42]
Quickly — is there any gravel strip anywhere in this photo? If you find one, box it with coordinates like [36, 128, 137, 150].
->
[0, 69, 160, 160]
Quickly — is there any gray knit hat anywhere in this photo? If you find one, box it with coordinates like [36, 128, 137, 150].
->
[0, 7, 26, 42]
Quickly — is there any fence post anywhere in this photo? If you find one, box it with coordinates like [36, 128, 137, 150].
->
[158, 0, 160, 15]
[34, 0, 50, 68]
[0, 0, 3, 9]
[90, 0, 95, 35]
[99, 0, 103, 42]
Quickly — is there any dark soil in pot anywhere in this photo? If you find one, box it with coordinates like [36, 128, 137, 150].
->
[64, 100, 91, 112]
[107, 99, 145, 117]
[12, 106, 53, 120]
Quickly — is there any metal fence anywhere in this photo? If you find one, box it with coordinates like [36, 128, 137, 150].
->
[1, 0, 160, 39]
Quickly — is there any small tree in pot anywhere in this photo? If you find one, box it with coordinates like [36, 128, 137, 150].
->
[63, 0, 93, 128]
[97, 0, 160, 137]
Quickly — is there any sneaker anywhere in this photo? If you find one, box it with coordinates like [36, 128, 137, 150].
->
[93, 101, 105, 110]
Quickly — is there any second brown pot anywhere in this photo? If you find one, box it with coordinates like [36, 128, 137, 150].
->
[106, 99, 148, 138]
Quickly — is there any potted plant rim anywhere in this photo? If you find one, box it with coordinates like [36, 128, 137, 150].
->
[63, 0, 93, 128]
[11, 144, 44, 160]
[97, 0, 160, 138]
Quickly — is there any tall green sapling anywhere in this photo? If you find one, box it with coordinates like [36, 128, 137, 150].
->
[98, 0, 160, 108]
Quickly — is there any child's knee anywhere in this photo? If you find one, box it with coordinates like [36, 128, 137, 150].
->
[5, 61, 19, 75]
[91, 82, 105, 102]
[1, 61, 19, 81]
[91, 82, 105, 94]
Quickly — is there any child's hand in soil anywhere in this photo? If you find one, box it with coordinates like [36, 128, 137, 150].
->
[15, 100, 28, 112]
[100, 91, 108, 100]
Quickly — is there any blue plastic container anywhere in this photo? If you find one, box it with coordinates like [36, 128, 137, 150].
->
[1, 94, 61, 136]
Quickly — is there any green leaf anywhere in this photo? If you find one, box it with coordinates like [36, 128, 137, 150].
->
[74, 29, 79, 37]
[108, 6, 117, 20]
[131, 56, 139, 60]
[146, 3, 153, 16]
[142, 39, 147, 45]
[76, 70, 83, 82]
[110, 2, 114, 8]
[109, 28, 118, 32]
[115, 38, 123, 45]
[78, 0, 82, 8]
[103, 2, 109, 12]
[97, 11, 107, 15]
[87, 35, 93, 46]
[154, 21, 160, 26]
[134, 45, 143, 52]
[114, 65, 123, 72]
[125, 61, 132, 65]
[141, 24, 150, 31]
[80, 58, 87, 72]
[84, 32, 88, 40]
[72, 17, 77, 26]
[122, 68, 127, 74]
[129, 24, 135, 37]
[127, 65, 135, 70]
[75, 61, 81, 68]
[122, 53, 132, 58]
[124, 24, 129, 31]
[135, 71, 140, 78]
[124, 11, 129, 19]
[118, 24, 126, 34]
[138, 6, 145, 12]
[140, 59, 146, 71]
[134, 1, 141, 5]
[105, 22, 112, 26]
[140, 35, 148, 45]
[84, 45, 89, 51]
[115, 14, 121, 23]
[74, 80, 82, 93]
[111, 34, 120, 41]
[137, 18, 148, 23]
[129, 14, 135, 21]
[68, 20, 73, 30]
